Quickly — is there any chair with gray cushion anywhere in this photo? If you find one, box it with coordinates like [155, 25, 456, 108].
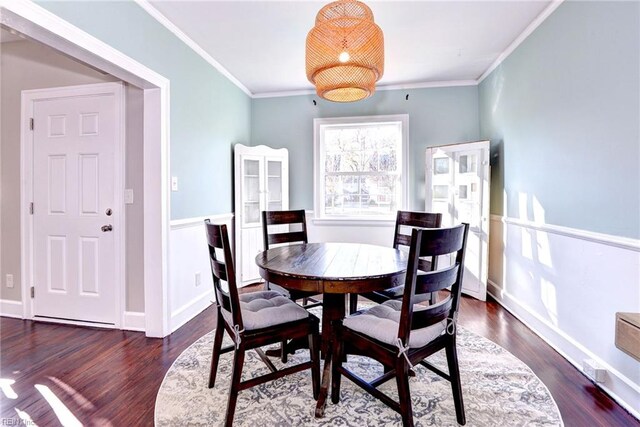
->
[355, 210, 442, 311]
[332, 223, 469, 427]
[262, 210, 361, 316]
[205, 219, 320, 427]
[262, 210, 325, 307]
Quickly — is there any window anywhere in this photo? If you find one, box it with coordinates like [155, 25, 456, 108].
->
[314, 115, 408, 221]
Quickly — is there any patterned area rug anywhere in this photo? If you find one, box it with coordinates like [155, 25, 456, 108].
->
[155, 324, 563, 426]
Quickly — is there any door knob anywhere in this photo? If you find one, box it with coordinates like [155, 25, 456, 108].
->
[101, 224, 113, 232]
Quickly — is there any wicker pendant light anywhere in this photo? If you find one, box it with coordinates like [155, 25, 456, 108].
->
[306, 0, 384, 103]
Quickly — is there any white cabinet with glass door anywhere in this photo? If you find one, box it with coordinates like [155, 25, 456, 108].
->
[234, 144, 289, 286]
[426, 141, 490, 301]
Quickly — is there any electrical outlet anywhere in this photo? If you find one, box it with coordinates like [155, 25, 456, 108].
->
[195, 272, 201, 287]
[6, 274, 14, 288]
[583, 359, 606, 383]
[171, 176, 179, 192]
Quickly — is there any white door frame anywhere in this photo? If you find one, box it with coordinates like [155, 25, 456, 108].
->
[21, 82, 126, 327]
[2, 0, 171, 337]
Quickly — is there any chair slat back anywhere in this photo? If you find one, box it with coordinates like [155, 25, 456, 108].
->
[205, 220, 243, 329]
[393, 211, 442, 276]
[397, 224, 469, 341]
[262, 210, 308, 250]
[393, 211, 442, 250]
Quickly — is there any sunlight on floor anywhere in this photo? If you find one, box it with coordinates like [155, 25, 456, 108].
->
[35, 384, 82, 427]
[0, 378, 18, 399]
[48, 377, 96, 411]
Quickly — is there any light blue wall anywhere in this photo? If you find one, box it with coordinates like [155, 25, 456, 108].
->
[479, 1, 640, 239]
[38, 1, 252, 219]
[251, 87, 479, 210]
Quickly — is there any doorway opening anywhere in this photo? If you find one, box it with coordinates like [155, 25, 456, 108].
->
[1, 3, 170, 337]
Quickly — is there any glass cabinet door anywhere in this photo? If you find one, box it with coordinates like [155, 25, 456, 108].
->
[454, 151, 481, 230]
[266, 159, 283, 211]
[243, 158, 261, 225]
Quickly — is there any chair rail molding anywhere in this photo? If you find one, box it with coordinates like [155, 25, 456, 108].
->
[490, 214, 640, 252]
[488, 215, 640, 420]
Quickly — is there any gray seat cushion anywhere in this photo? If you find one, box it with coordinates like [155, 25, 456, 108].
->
[376, 285, 405, 299]
[221, 290, 309, 330]
[343, 300, 446, 348]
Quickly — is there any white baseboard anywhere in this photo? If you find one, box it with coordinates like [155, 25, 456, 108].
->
[488, 280, 640, 421]
[123, 311, 146, 332]
[170, 289, 214, 333]
[0, 299, 23, 319]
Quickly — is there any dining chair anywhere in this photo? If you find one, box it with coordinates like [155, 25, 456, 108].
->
[262, 210, 323, 309]
[331, 223, 470, 427]
[263, 209, 362, 315]
[205, 220, 321, 427]
[262, 209, 328, 361]
[353, 210, 442, 312]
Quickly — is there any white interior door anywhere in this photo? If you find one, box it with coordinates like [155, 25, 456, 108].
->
[31, 86, 122, 324]
[426, 141, 490, 301]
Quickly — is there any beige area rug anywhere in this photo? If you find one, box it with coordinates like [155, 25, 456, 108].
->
[155, 323, 563, 426]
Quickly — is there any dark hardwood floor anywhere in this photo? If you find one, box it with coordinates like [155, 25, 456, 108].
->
[0, 293, 637, 426]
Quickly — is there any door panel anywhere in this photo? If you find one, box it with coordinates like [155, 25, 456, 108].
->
[32, 92, 119, 323]
[426, 142, 490, 301]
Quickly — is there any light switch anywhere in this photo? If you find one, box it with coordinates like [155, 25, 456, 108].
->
[171, 176, 179, 192]
[6, 274, 14, 288]
[124, 189, 134, 204]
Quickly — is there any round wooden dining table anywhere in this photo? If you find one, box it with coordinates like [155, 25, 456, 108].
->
[255, 242, 407, 417]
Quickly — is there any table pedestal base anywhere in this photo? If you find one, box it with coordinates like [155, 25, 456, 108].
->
[315, 293, 345, 417]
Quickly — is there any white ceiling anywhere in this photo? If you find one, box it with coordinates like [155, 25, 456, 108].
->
[147, 0, 552, 95]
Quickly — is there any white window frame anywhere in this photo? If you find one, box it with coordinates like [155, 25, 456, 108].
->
[313, 114, 409, 225]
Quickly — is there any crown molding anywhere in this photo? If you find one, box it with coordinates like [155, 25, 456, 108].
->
[477, 0, 565, 83]
[136, 0, 562, 98]
[134, 0, 252, 97]
[252, 79, 479, 99]
[377, 79, 478, 92]
[252, 88, 316, 99]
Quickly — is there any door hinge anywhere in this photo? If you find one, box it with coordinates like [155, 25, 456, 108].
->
[29, 202, 34, 215]
[30, 286, 35, 299]
[30, 118, 34, 130]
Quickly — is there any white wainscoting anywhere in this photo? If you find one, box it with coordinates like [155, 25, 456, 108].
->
[0, 299, 23, 319]
[488, 215, 640, 419]
[169, 213, 233, 333]
[307, 211, 396, 246]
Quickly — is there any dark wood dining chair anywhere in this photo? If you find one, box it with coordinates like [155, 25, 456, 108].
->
[354, 210, 442, 312]
[331, 223, 469, 427]
[262, 210, 323, 310]
[205, 220, 321, 427]
[262, 209, 361, 315]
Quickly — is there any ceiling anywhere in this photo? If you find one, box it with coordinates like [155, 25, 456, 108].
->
[148, 0, 553, 96]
